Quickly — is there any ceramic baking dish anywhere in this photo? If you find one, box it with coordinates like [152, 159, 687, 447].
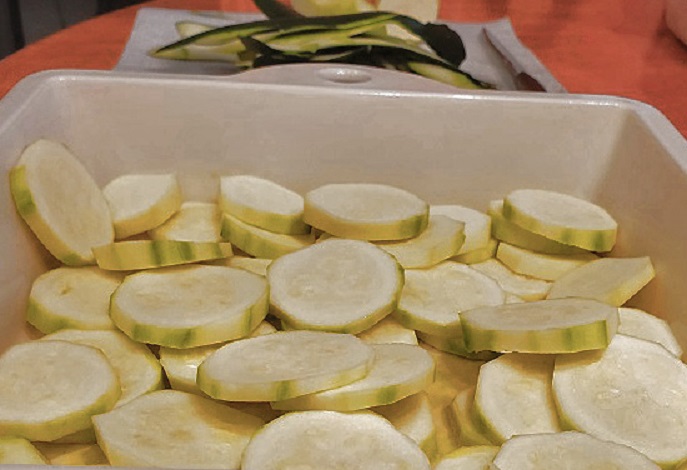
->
[0, 65, 686, 354]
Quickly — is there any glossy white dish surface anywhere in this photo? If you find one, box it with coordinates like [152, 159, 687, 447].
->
[1, 65, 686, 355]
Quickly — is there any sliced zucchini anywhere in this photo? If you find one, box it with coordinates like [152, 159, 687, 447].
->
[357, 316, 418, 345]
[471, 259, 551, 301]
[27, 266, 122, 333]
[473, 353, 560, 443]
[197, 331, 374, 401]
[452, 238, 498, 265]
[221, 212, 314, 259]
[496, 242, 598, 281]
[553, 334, 687, 468]
[271, 343, 435, 411]
[103, 173, 182, 240]
[110, 265, 268, 348]
[148, 201, 221, 242]
[0, 438, 48, 465]
[449, 387, 496, 447]
[41, 329, 163, 407]
[488, 200, 587, 255]
[93, 389, 264, 469]
[372, 392, 437, 459]
[421, 344, 485, 454]
[32, 443, 108, 466]
[618, 307, 683, 357]
[9, 139, 114, 265]
[417, 331, 499, 361]
[220, 175, 310, 235]
[461, 298, 619, 354]
[434, 445, 499, 470]
[159, 321, 277, 395]
[546, 256, 655, 306]
[303, 183, 429, 240]
[502, 189, 617, 252]
[241, 411, 431, 469]
[394, 261, 505, 337]
[0, 341, 119, 441]
[93, 240, 233, 270]
[375, 214, 465, 268]
[267, 239, 403, 334]
[224, 255, 272, 276]
[491, 431, 660, 470]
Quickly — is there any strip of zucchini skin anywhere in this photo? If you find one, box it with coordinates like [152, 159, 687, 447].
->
[152, 11, 400, 54]
[254, 0, 304, 19]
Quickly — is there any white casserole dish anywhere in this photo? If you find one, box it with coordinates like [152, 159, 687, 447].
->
[0, 65, 686, 357]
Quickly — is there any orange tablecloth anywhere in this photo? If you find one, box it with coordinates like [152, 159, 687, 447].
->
[1, 0, 686, 137]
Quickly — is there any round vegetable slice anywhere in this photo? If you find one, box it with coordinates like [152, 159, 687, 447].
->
[149, 201, 221, 242]
[496, 242, 598, 281]
[27, 266, 122, 333]
[224, 256, 272, 276]
[93, 240, 233, 270]
[41, 329, 163, 407]
[372, 392, 437, 459]
[9, 139, 114, 265]
[159, 321, 277, 395]
[271, 343, 435, 411]
[430, 204, 491, 255]
[267, 239, 403, 334]
[417, 331, 499, 361]
[488, 200, 586, 255]
[33, 443, 107, 466]
[471, 259, 551, 301]
[103, 173, 182, 239]
[502, 189, 618, 252]
[303, 183, 429, 240]
[241, 411, 431, 470]
[357, 316, 418, 345]
[393, 261, 505, 337]
[491, 432, 660, 470]
[452, 238, 498, 265]
[93, 390, 264, 469]
[434, 445, 499, 470]
[618, 307, 683, 357]
[546, 256, 655, 306]
[553, 334, 687, 468]
[110, 265, 268, 348]
[0, 438, 48, 465]
[449, 387, 496, 447]
[0, 340, 120, 441]
[197, 331, 374, 402]
[375, 214, 465, 268]
[221, 213, 315, 259]
[461, 298, 619, 353]
[473, 353, 560, 443]
[220, 175, 310, 234]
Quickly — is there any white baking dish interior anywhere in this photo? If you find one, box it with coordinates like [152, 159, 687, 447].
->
[0, 68, 686, 355]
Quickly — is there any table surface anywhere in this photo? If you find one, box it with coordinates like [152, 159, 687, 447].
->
[1, 0, 686, 137]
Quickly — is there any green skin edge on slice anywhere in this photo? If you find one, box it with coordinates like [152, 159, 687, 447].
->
[501, 201, 615, 252]
[111, 291, 268, 348]
[9, 166, 88, 266]
[461, 320, 613, 354]
[303, 202, 429, 241]
[26, 298, 113, 334]
[221, 215, 313, 260]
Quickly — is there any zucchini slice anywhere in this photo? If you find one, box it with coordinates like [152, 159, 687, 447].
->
[241, 411, 431, 469]
[461, 298, 619, 354]
[110, 265, 268, 348]
[197, 331, 374, 402]
[492, 432, 660, 470]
